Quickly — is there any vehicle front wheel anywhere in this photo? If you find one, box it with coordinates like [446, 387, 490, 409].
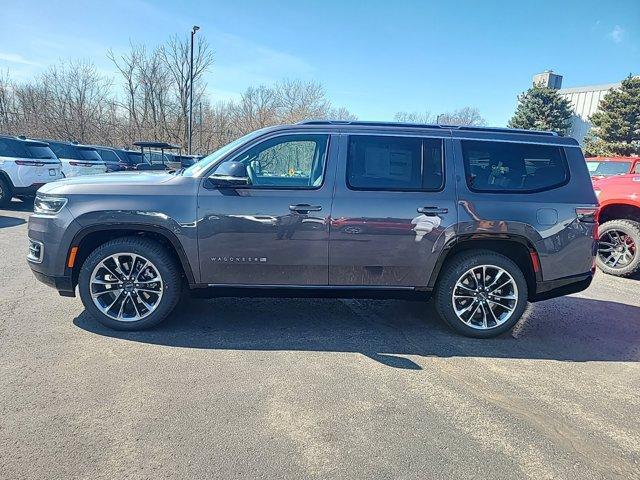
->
[78, 236, 182, 330]
[596, 219, 640, 277]
[434, 251, 528, 338]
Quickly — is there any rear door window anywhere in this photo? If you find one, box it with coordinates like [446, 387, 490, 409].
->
[461, 140, 569, 193]
[346, 135, 444, 191]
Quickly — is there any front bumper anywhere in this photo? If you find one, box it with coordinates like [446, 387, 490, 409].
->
[27, 207, 82, 295]
[31, 270, 76, 296]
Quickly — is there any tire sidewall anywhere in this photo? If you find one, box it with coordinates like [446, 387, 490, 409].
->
[596, 220, 640, 277]
[78, 238, 181, 330]
[435, 251, 529, 338]
[0, 177, 12, 207]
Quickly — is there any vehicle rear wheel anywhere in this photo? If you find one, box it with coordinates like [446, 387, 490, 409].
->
[434, 250, 528, 338]
[0, 177, 12, 207]
[78, 236, 182, 330]
[596, 219, 640, 277]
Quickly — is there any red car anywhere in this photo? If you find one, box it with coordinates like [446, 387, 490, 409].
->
[592, 174, 640, 277]
[586, 156, 640, 179]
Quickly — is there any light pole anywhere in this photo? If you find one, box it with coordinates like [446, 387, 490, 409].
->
[188, 25, 200, 155]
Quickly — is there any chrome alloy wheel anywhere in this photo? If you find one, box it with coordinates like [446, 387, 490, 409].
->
[451, 265, 518, 330]
[89, 253, 164, 322]
[598, 229, 637, 269]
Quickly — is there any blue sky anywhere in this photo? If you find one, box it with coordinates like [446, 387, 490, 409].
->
[0, 0, 638, 126]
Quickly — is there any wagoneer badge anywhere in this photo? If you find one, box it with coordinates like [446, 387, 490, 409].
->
[211, 256, 268, 263]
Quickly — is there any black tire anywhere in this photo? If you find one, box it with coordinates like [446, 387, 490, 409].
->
[596, 219, 640, 277]
[434, 250, 529, 338]
[0, 176, 12, 207]
[78, 236, 182, 330]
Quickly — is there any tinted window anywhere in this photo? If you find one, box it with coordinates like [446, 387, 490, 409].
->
[97, 149, 120, 163]
[121, 151, 142, 165]
[213, 134, 329, 188]
[586, 160, 632, 177]
[47, 143, 67, 158]
[347, 135, 443, 191]
[0, 138, 19, 157]
[77, 147, 102, 162]
[461, 140, 569, 193]
[25, 145, 56, 159]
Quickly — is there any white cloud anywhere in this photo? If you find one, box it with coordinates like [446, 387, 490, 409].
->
[0, 52, 40, 66]
[608, 25, 625, 44]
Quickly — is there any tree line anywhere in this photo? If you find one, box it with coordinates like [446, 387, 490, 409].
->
[0, 34, 491, 155]
[0, 35, 358, 154]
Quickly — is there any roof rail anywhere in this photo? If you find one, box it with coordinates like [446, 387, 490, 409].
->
[296, 120, 557, 136]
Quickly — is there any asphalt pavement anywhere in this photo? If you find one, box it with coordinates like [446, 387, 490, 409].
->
[1, 199, 639, 479]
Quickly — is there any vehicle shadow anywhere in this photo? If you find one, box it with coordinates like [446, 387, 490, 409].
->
[1, 198, 34, 212]
[73, 295, 640, 369]
[0, 215, 26, 228]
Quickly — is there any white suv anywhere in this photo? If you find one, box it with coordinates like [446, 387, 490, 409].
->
[0, 136, 64, 207]
[44, 140, 107, 178]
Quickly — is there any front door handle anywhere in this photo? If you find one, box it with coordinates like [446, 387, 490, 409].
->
[417, 206, 448, 216]
[290, 204, 322, 213]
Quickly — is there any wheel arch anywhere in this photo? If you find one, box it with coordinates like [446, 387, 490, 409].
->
[427, 234, 541, 300]
[68, 224, 197, 288]
[599, 203, 640, 224]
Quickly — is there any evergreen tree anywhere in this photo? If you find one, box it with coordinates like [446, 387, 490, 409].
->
[508, 85, 573, 135]
[584, 75, 640, 157]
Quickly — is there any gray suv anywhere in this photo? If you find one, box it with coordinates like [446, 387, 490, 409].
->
[27, 121, 598, 338]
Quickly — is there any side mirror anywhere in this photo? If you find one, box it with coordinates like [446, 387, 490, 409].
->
[206, 161, 249, 188]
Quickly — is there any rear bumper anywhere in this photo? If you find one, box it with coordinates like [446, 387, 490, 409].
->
[531, 271, 593, 302]
[13, 183, 46, 196]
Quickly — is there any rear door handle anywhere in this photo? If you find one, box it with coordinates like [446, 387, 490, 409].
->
[290, 204, 322, 213]
[417, 206, 448, 216]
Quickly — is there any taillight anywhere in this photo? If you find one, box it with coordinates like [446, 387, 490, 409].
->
[576, 207, 599, 224]
[16, 160, 45, 166]
[69, 161, 93, 167]
[576, 207, 599, 241]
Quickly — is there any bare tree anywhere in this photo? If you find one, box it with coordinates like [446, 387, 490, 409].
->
[1, 34, 358, 154]
[438, 107, 486, 126]
[160, 35, 214, 145]
[394, 107, 485, 126]
[394, 111, 436, 123]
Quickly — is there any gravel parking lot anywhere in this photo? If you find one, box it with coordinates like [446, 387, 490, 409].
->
[1, 199, 639, 480]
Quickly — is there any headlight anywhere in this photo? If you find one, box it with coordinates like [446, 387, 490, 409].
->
[34, 195, 67, 215]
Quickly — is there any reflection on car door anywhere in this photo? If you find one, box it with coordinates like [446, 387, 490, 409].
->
[197, 132, 338, 285]
[329, 133, 457, 287]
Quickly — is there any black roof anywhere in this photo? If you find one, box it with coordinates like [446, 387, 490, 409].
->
[133, 141, 181, 149]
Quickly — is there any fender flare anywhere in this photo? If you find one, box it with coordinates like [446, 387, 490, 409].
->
[69, 223, 197, 285]
[426, 232, 542, 290]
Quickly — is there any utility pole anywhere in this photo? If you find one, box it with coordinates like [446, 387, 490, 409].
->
[188, 25, 200, 155]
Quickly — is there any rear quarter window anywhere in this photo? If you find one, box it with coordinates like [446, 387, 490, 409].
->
[461, 140, 569, 193]
[0, 138, 20, 157]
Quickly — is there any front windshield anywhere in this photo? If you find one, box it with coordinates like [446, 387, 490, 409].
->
[182, 129, 270, 177]
[586, 160, 631, 177]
